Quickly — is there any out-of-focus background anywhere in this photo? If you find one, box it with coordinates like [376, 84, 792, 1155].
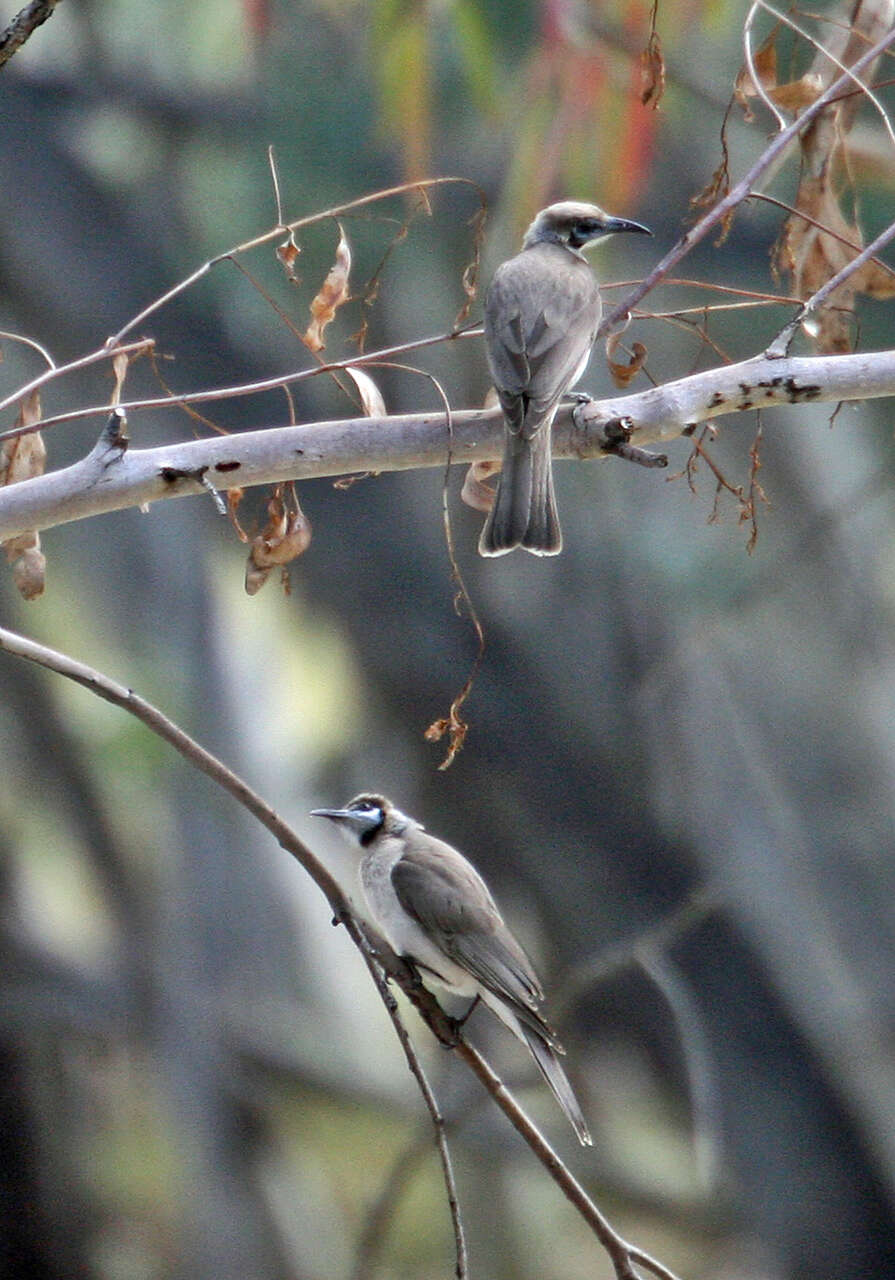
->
[2, 2, 894, 1278]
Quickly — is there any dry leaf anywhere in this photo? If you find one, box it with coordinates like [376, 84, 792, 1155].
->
[640, 31, 665, 108]
[734, 27, 778, 120]
[302, 225, 351, 353]
[461, 460, 500, 513]
[345, 365, 386, 417]
[768, 72, 824, 112]
[226, 488, 249, 541]
[606, 336, 647, 387]
[245, 489, 312, 595]
[276, 232, 301, 283]
[10, 545, 46, 600]
[776, 174, 895, 352]
[424, 709, 468, 770]
[1, 390, 47, 599]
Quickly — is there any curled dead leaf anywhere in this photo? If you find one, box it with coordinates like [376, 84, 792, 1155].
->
[276, 232, 301, 283]
[640, 31, 665, 107]
[226, 488, 248, 541]
[9, 542, 46, 600]
[244, 489, 312, 595]
[606, 335, 647, 387]
[111, 350, 129, 404]
[345, 365, 387, 417]
[461, 460, 500, 513]
[424, 710, 468, 771]
[2, 391, 47, 599]
[735, 26, 778, 120]
[302, 224, 351, 353]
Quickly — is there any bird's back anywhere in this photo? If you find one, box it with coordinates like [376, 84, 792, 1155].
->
[484, 241, 602, 424]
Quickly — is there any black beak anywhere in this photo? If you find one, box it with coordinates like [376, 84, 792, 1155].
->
[603, 217, 653, 237]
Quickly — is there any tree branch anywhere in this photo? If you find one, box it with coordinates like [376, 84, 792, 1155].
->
[0, 0, 63, 71]
[1, 350, 894, 544]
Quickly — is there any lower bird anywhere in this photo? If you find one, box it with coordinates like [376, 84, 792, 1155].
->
[311, 792, 591, 1145]
[480, 200, 652, 557]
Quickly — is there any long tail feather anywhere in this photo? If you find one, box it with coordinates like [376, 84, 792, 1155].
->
[479, 424, 561, 556]
[522, 1026, 592, 1146]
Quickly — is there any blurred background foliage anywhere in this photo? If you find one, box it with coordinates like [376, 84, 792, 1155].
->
[1, 1, 894, 1278]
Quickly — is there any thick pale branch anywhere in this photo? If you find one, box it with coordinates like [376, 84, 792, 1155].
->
[0, 350, 893, 543]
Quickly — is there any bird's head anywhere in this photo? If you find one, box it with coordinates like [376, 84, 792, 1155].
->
[311, 793, 410, 847]
[523, 201, 652, 256]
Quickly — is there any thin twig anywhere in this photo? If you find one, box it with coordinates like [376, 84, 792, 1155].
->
[743, 4, 788, 131]
[748, 192, 895, 281]
[106, 177, 486, 347]
[350, 929, 467, 1279]
[766, 218, 895, 357]
[0, 328, 481, 444]
[0, 339, 155, 422]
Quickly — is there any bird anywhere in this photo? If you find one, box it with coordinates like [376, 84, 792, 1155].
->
[479, 200, 652, 557]
[311, 792, 592, 1145]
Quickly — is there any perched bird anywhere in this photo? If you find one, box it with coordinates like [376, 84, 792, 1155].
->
[311, 792, 591, 1145]
[479, 200, 652, 557]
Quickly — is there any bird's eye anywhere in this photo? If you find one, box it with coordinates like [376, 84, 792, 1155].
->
[351, 799, 380, 817]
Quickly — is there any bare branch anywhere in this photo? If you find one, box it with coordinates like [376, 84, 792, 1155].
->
[456, 1040, 684, 1280]
[2, 350, 894, 545]
[351, 930, 467, 1279]
[106, 177, 485, 348]
[0, 328, 479, 443]
[0, 0, 62, 70]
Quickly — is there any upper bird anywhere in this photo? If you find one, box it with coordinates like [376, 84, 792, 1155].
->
[311, 793, 592, 1145]
[479, 200, 652, 557]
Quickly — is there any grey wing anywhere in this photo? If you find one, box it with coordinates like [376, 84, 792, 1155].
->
[484, 256, 601, 438]
[391, 840, 544, 1013]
